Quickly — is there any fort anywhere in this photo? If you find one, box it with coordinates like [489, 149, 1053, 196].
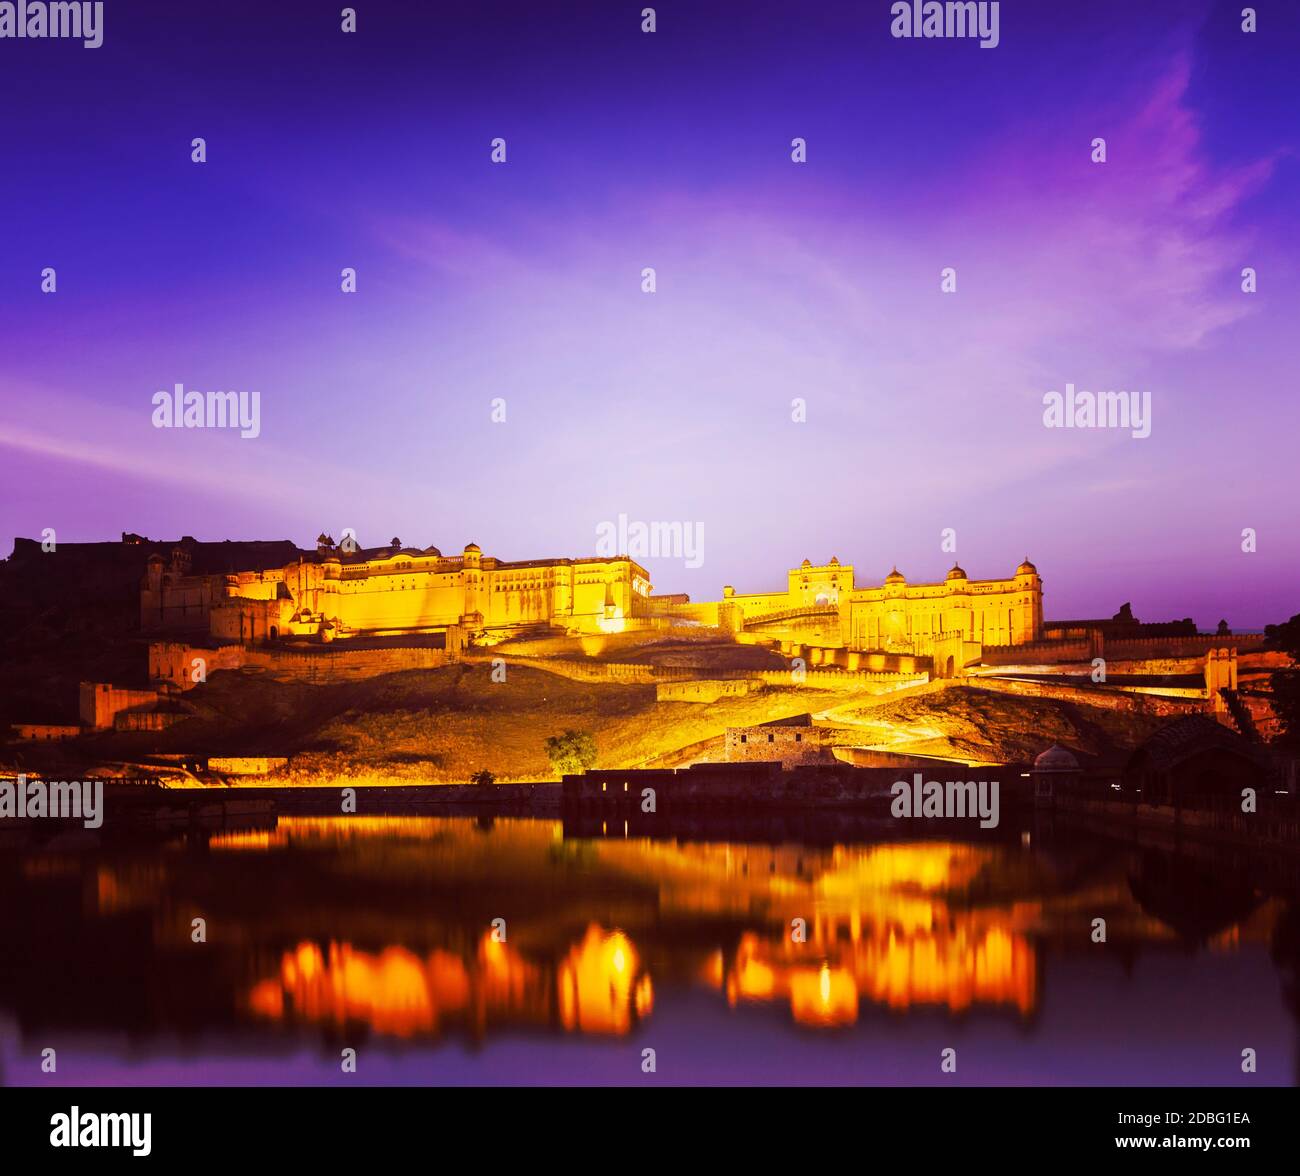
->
[0, 531, 1287, 784]
[137, 533, 1046, 659]
[140, 535, 652, 642]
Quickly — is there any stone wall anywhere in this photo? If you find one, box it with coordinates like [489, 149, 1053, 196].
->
[11, 724, 82, 741]
[207, 756, 289, 775]
[778, 644, 926, 674]
[984, 632, 1266, 667]
[725, 724, 830, 766]
[755, 668, 929, 692]
[80, 682, 163, 730]
[1107, 633, 1266, 658]
[149, 640, 453, 690]
[981, 638, 1093, 665]
[966, 675, 1206, 717]
[655, 679, 758, 703]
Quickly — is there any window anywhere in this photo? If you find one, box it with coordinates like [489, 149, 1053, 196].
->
[768, 733, 774, 742]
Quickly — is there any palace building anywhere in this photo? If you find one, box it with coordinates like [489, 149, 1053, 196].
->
[141, 535, 652, 642]
[136, 533, 1042, 657]
[689, 557, 1044, 654]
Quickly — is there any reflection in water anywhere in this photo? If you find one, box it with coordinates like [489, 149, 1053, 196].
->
[224, 825, 1043, 1035]
[704, 919, 1035, 1026]
[247, 925, 653, 1038]
[0, 814, 1296, 1083]
[558, 926, 653, 1035]
[249, 942, 471, 1037]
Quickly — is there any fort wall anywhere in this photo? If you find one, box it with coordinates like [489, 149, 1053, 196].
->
[656, 680, 758, 703]
[79, 682, 163, 730]
[11, 723, 82, 741]
[964, 676, 1207, 717]
[149, 640, 454, 690]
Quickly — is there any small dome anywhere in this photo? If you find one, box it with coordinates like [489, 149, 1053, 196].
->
[464, 542, 481, 553]
[1016, 558, 1038, 576]
[801, 559, 811, 568]
[884, 567, 906, 584]
[422, 545, 442, 557]
[829, 556, 839, 566]
[946, 563, 967, 580]
[1034, 744, 1078, 771]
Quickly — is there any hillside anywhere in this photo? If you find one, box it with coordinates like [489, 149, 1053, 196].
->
[9, 664, 1177, 783]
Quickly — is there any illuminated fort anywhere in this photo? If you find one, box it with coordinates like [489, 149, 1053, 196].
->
[142, 535, 653, 642]
[139, 533, 1043, 656]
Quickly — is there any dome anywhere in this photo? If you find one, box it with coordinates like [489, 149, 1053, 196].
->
[829, 556, 839, 566]
[801, 559, 811, 568]
[1016, 558, 1038, 576]
[464, 542, 481, 553]
[884, 567, 906, 584]
[1034, 744, 1079, 771]
[946, 563, 967, 580]
[422, 545, 442, 557]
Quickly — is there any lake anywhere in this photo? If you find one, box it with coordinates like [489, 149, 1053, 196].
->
[1, 813, 1296, 1085]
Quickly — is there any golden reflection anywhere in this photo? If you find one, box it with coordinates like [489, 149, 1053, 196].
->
[248, 924, 652, 1040]
[558, 926, 653, 1035]
[124, 818, 1273, 1039]
[789, 963, 858, 1028]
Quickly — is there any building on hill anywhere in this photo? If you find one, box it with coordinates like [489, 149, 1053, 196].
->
[725, 714, 833, 767]
[667, 557, 1044, 655]
[140, 537, 652, 643]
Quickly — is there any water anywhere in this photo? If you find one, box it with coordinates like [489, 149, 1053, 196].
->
[1, 815, 1296, 1085]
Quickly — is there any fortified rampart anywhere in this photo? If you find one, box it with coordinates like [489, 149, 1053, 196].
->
[149, 640, 455, 690]
[79, 682, 164, 730]
[656, 679, 758, 703]
[964, 676, 1207, 717]
[980, 632, 1266, 666]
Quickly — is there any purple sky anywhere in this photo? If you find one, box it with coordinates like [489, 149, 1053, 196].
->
[0, 0, 1297, 627]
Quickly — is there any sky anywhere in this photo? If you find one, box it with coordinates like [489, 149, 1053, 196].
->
[0, 0, 1297, 627]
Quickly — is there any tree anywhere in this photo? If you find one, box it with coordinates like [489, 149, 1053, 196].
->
[545, 729, 597, 776]
[469, 769, 496, 787]
[1264, 614, 1300, 745]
